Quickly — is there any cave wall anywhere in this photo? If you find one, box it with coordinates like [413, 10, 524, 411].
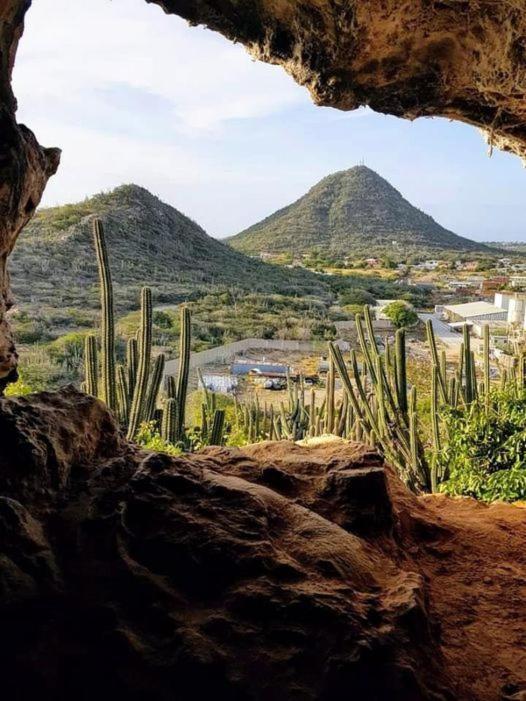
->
[0, 0, 59, 389]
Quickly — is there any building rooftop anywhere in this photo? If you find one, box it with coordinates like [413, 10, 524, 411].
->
[444, 301, 507, 318]
[232, 361, 289, 377]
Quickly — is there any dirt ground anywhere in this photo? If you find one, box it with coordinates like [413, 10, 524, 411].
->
[234, 440, 526, 701]
[416, 494, 526, 700]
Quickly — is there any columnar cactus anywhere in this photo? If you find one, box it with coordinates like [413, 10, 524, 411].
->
[426, 319, 448, 403]
[430, 367, 441, 492]
[326, 356, 335, 433]
[144, 353, 166, 422]
[126, 338, 138, 397]
[93, 219, 117, 411]
[175, 306, 191, 439]
[84, 334, 98, 397]
[161, 397, 179, 444]
[395, 328, 408, 415]
[127, 287, 153, 440]
[116, 364, 130, 425]
[210, 409, 225, 445]
[463, 323, 474, 404]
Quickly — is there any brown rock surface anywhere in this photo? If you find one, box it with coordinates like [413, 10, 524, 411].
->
[0, 1, 59, 387]
[0, 387, 524, 700]
[150, 1, 526, 160]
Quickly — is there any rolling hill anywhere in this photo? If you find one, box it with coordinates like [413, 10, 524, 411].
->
[9, 184, 330, 313]
[227, 166, 493, 258]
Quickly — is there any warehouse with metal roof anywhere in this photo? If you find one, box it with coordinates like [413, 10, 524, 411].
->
[443, 302, 508, 323]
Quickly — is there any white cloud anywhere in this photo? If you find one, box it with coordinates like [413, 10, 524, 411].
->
[11, 0, 311, 219]
[14, 0, 305, 135]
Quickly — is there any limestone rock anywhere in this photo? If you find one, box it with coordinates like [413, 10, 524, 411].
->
[0, 1, 59, 385]
[0, 387, 525, 700]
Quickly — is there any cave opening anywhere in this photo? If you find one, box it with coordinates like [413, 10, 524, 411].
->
[0, 2, 525, 700]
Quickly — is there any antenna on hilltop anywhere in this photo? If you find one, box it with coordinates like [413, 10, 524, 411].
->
[360, 157, 366, 166]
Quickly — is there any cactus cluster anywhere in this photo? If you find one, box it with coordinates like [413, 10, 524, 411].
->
[233, 356, 362, 445]
[86, 218, 226, 449]
[236, 306, 526, 494]
[85, 220, 525, 483]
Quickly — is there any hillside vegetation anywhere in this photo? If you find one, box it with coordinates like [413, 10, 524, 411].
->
[9, 184, 330, 313]
[228, 166, 493, 258]
[8, 182, 432, 392]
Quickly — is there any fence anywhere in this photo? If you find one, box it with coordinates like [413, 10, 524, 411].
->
[164, 337, 343, 378]
[334, 319, 393, 332]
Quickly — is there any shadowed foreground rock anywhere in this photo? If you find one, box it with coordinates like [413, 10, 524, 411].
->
[0, 388, 525, 700]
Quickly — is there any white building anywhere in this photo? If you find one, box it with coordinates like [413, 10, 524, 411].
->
[507, 296, 526, 325]
[443, 301, 508, 324]
[494, 292, 526, 327]
[494, 292, 513, 310]
[471, 320, 509, 339]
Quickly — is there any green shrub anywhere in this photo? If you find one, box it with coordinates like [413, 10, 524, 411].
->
[48, 331, 88, 371]
[438, 390, 526, 503]
[14, 320, 52, 344]
[4, 372, 34, 397]
[135, 422, 182, 456]
[338, 287, 377, 307]
[153, 310, 174, 329]
[383, 301, 418, 329]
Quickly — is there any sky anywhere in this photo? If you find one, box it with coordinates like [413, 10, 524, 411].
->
[13, 0, 526, 242]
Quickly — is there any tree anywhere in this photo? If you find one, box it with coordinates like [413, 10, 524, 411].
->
[339, 287, 376, 307]
[383, 301, 418, 329]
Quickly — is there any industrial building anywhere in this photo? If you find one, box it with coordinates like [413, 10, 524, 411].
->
[443, 302, 508, 324]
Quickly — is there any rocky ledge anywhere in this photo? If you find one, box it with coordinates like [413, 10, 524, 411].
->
[0, 387, 524, 700]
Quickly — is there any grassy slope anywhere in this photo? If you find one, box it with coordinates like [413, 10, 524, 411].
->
[9, 184, 331, 313]
[228, 166, 494, 257]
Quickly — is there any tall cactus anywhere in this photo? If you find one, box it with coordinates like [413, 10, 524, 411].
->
[84, 334, 98, 397]
[210, 409, 226, 446]
[165, 374, 177, 400]
[144, 353, 166, 422]
[483, 324, 491, 415]
[175, 306, 191, 439]
[161, 397, 179, 444]
[92, 218, 117, 411]
[430, 367, 441, 492]
[126, 338, 138, 397]
[115, 364, 129, 425]
[127, 287, 153, 440]
[463, 323, 475, 404]
[395, 328, 408, 415]
[326, 355, 335, 433]
[426, 319, 448, 404]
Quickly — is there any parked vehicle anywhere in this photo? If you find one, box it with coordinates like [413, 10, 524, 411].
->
[263, 378, 287, 390]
